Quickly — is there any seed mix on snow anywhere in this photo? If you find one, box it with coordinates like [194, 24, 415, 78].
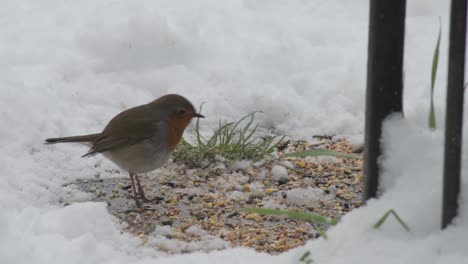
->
[71, 137, 363, 253]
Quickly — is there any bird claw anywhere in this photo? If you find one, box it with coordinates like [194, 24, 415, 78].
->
[139, 196, 156, 203]
[132, 193, 162, 210]
[134, 192, 159, 203]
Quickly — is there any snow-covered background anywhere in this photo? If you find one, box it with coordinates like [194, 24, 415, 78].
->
[1, 0, 467, 263]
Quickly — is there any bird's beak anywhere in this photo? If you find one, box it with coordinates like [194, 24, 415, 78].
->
[193, 113, 205, 118]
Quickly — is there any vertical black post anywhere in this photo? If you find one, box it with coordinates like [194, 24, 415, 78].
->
[364, 1, 406, 200]
[442, 0, 467, 229]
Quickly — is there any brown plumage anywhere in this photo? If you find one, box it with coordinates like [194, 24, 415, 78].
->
[45, 94, 204, 208]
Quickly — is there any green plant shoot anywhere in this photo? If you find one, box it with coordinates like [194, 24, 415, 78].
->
[373, 209, 411, 232]
[284, 149, 361, 159]
[428, 18, 441, 129]
[173, 109, 284, 166]
[241, 207, 338, 239]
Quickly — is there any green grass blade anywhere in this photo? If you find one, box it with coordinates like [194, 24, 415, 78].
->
[174, 110, 285, 165]
[391, 210, 411, 232]
[285, 149, 362, 159]
[241, 207, 338, 225]
[225, 112, 252, 142]
[299, 251, 314, 264]
[241, 112, 256, 135]
[373, 210, 391, 229]
[312, 222, 328, 239]
[242, 124, 258, 146]
[300, 251, 311, 262]
[194, 103, 205, 146]
[431, 18, 441, 94]
[373, 209, 411, 232]
[265, 135, 285, 154]
[428, 18, 441, 129]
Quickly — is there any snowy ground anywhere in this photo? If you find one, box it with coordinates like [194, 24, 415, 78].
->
[1, 0, 467, 263]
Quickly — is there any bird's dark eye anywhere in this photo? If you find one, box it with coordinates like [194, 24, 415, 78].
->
[176, 109, 186, 115]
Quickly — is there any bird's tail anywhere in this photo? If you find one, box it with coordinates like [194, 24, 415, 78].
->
[45, 133, 101, 144]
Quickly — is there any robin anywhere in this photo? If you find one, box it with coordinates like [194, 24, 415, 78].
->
[45, 94, 204, 208]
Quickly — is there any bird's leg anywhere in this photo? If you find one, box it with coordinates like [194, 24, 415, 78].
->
[129, 173, 138, 198]
[134, 174, 155, 203]
[129, 173, 143, 209]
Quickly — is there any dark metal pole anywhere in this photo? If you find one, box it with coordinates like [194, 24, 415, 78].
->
[442, 0, 467, 229]
[364, 1, 406, 200]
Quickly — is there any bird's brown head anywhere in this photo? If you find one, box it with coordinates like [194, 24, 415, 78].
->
[149, 94, 204, 151]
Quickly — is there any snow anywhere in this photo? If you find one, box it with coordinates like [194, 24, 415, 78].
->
[153, 225, 174, 236]
[1, 0, 467, 263]
[231, 160, 252, 170]
[271, 165, 288, 180]
[149, 225, 230, 254]
[302, 115, 468, 264]
[285, 188, 329, 207]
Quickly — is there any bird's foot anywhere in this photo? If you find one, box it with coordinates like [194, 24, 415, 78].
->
[135, 188, 163, 203]
[138, 195, 164, 203]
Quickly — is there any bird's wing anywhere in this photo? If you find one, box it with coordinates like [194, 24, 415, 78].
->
[82, 105, 166, 157]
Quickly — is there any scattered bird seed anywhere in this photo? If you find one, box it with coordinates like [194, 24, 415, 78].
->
[72, 138, 363, 254]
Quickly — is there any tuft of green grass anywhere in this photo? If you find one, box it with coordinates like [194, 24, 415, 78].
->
[173, 108, 285, 166]
[373, 209, 411, 232]
[241, 207, 338, 239]
[284, 149, 362, 159]
[428, 18, 441, 129]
